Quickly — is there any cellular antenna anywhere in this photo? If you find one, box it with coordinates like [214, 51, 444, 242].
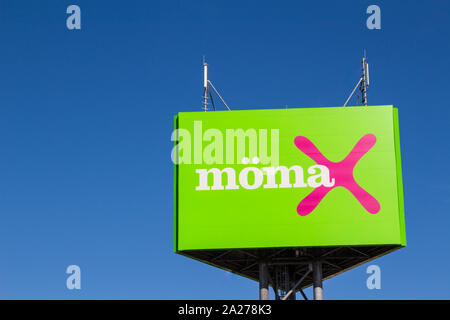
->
[200, 59, 231, 111]
[344, 54, 370, 107]
[360, 57, 369, 106]
[203, 60, 208, 111]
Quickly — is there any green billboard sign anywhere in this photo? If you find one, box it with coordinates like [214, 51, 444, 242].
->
[173, 106, 405, 252]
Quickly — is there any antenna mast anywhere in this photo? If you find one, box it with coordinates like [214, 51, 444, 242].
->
[201, 59, 231, 111]
[343, 54, 370, 107]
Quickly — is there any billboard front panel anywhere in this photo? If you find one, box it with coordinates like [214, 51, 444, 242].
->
[174, 106, 405, 251]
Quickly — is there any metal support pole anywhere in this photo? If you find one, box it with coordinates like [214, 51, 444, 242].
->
[259, 262, 269, 300]
[282, 264, 312, 300]
[343, 78, 362, 107]
[267, 270, 280, 300]
[287, 266, 296, 300]
[207, 80, 231, 111]
[313, 261, 323, 300]
[299, 288, 308, 300]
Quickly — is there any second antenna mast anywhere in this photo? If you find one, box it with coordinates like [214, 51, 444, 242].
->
[202, 60, 231, 111]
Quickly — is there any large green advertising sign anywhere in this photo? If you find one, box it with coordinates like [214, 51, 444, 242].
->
[173, 106, 405, 251]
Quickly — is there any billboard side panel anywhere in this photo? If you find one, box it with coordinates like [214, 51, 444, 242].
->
[174, 115, 179, 252]
[393, 108, 407, 246]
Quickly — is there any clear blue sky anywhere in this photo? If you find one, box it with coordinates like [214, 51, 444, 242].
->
[0, 0, 449, 299]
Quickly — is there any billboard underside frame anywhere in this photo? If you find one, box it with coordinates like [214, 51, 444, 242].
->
[179, 244, 400, 291]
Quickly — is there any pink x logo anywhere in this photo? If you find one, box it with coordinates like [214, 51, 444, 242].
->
[294, 134, 380, 216]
